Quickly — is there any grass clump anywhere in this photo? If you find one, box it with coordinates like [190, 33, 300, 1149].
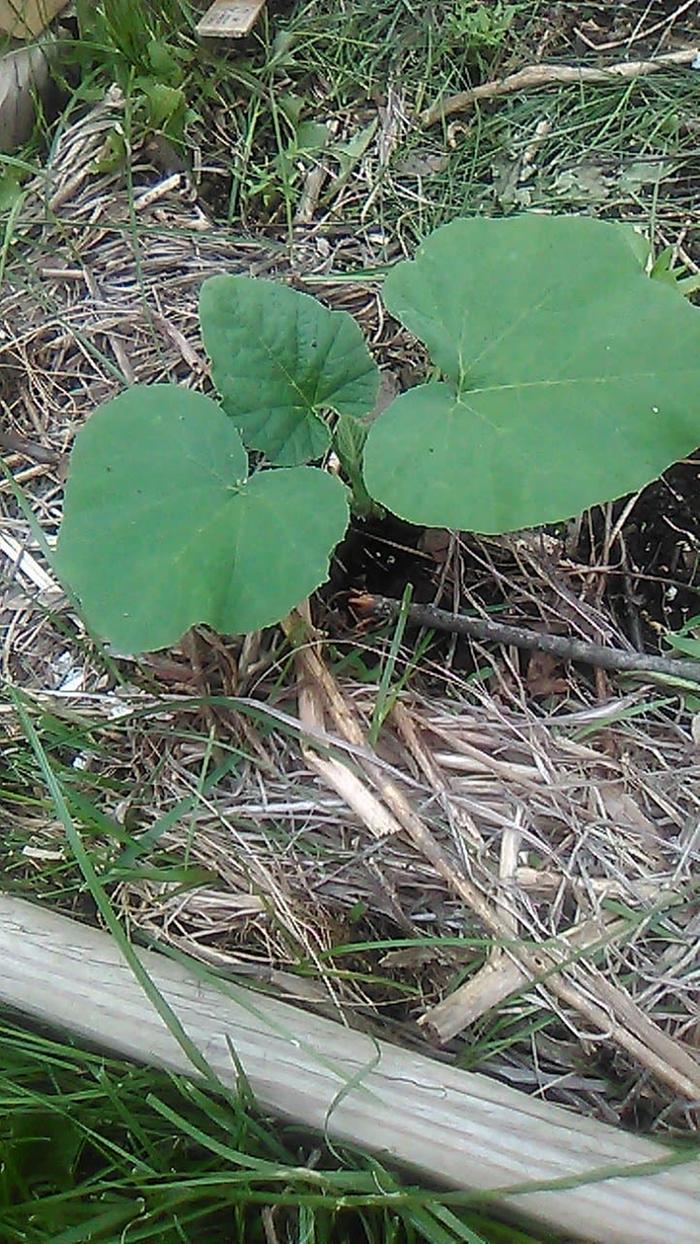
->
[0, 1015, 554, 1244]
[11, 1, 699, 245]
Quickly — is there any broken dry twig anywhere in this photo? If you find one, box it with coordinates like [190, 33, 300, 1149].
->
[421, 48, 700, 126]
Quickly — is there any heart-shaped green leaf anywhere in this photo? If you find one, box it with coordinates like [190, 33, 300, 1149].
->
[364, 215, 700, 533]
[200, 275, 379, 466]
[56, 385, 348, 652]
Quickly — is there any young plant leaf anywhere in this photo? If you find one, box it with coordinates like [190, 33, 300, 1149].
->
[665, 615, 700, 659]
[200, 275, 379, 467]
[56, 385, 348, 652]
[333, 413, 378, 517]
[364, 215, 700, 533]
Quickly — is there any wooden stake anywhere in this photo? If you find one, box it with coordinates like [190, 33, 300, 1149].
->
[0, 0, 68, 38]
[196, 0, 266, 39]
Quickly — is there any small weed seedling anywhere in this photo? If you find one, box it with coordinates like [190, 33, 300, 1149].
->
[56, 215, 700, 653]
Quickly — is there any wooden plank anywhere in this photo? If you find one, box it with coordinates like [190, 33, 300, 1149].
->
[0, 43, 51, 153]
[196, 0, 266, 39]
[0, 1, 68, 38]
[0, 895, 698, 1244]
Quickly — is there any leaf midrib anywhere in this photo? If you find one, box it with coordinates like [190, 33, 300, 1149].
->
[458, 368, 696, 396]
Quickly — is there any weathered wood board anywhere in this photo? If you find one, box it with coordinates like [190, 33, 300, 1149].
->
[0, 42, 51, 152]
[0, 894, 698, 1244]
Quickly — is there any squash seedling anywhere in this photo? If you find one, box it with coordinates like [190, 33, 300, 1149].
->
[55, 280, 376, 652]
[56, 215, 700, 653]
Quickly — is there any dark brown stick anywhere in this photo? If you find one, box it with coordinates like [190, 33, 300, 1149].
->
[0, 430, 60, 466]
[357, 594, 700, 684]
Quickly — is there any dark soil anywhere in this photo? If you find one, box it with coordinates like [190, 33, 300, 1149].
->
[592, 452, 700, 641]
[326, 448, 700, 662]
[327, 513, 437, 608]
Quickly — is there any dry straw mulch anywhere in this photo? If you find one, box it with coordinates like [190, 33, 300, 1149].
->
[1, 93, 698, 1137]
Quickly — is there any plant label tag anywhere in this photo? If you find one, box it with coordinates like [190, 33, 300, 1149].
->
[196, 0, 266, 38]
